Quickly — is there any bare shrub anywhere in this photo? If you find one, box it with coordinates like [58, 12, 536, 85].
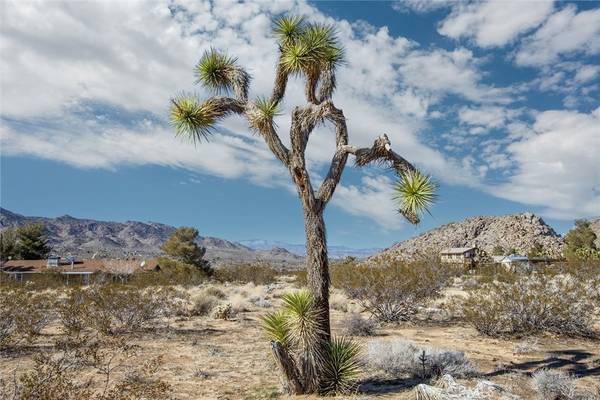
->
[513, 338, 540, 354]
[365, 339, 476, 380]
[341, 313, 376, 336]
[458, 273, 598, 337]
[74, 286, 173, 335]
[213, 303, 234, 320]
[329, 290, 349, 313]
[334, 256, 455, 322]
[202, 286, 227, 299]
[0, 288, 54, 349]
[214, 262, 279, 285]
[190, 295, 218, 316]
[531, 369, 577, 400]
[1, 337, 171, 400]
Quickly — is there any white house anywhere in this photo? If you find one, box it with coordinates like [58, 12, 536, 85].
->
[492, 254, 530, 271]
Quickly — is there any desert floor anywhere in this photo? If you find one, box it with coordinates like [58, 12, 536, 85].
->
[1, 280, 599, 400]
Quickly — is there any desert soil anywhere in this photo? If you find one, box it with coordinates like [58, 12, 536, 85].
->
[1, 282, 599, 400]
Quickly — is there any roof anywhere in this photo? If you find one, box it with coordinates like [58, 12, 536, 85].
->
[440, 247, 476, 255]
[1, 259, 160, 274]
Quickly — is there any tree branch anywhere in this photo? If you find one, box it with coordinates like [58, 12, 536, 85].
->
[316, 105, 348, 207]
[349, 134, 416, 175]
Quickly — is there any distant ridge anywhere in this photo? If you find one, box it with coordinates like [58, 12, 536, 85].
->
[371, 213, 567, 261]
[0, 208, 303, 267]
[238, 239, 381, 259]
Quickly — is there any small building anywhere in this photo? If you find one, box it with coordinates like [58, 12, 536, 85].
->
[492, 254, 530, 271]
[440, 247, 477, 264]
[1, 257, 160, 284]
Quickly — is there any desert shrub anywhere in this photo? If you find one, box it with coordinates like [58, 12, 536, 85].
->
[214, 262, 279, 285]
[212, 303, 234, 320]
[0, 288, 54, 349]
[334, 256, 455, 322]
[329, 290, 349, 313]
[57, 288, 92, 338]
[531, 369, 577, 400]
[69, 285, 173, 335]
[135, 257, 209, 287]
[458, 273, 598, 337]
[366, 339, 475, 380]
[190, 295, 218, 316]
[202, 286, 227, 299]
[12, 352, 93, 400]
[341, 313, 376, 336]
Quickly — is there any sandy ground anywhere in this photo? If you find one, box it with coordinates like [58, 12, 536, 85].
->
[1, 282, 599, 400]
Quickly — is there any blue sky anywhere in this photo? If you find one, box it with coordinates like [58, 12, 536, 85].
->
[1, 0, 599, 248]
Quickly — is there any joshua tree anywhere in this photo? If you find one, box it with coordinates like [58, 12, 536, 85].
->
[170, 16, 436, 393]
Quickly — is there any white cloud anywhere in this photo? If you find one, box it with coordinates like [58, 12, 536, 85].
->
[488, 107, 600, 219]
[333, 175, 403, 230]
[515, 5, 600, 66]
[392, 0, 454, 14]
[438, 1, 554, 47]
[1, 0, 487, 230]
[458, 106, 522, 130]
[397, 48, 513, 103]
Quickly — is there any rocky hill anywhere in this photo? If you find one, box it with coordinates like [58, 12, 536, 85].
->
[589, 216, 600, 248]
[0, 208, 304, 267]
[372, 213, 566, 261]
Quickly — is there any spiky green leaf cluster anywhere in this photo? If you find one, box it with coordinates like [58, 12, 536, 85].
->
[394, 170, 438, 225]
[195, 48, 240, 93]
[169, 94, 221, 142]
[274, 16, 344, 76]
[248, 97, 281, 133]
[262, 310, 290, 347]
[273, 15, 304, 46]
[321, 337, 362, 395]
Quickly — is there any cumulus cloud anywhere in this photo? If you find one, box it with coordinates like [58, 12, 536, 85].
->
[392, 0, 454, 14]
[438, 0, 554, 47]
[1, 0, 486, 229]
[488, 108, 600, 219]
[515, 5, 600, 66]
[397, 48, 513, 104]
[458, 106, 522, 131]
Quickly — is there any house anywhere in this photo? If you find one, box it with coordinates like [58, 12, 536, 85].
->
[1, 257, 160, 284]
[492, 254, 530, 271]
[440, 247, 477, 264]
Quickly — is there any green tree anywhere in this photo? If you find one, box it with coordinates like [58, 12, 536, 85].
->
[169, 16, 436, 393]
[161, 227, 210, 274]
[16, 224, 50, 260]
[527, 241, 545, 258]
[0, 228, 18, 261]
[491, 245, 505, 256]
[565, 219, 597, 261]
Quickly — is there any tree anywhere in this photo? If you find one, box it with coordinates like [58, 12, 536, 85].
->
[160, 227, 210, 274]
[0, 228, 18, 261]
[527, 241, 545, 259]
[491, 245, 505, 256]
[16, 224, 50, 260]
[169, 16, 436, 393]
[565, 219, 597, 261]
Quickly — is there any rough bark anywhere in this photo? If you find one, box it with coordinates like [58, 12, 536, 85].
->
[270, 340, 304, 395]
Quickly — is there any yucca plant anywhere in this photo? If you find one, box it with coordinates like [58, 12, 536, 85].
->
[262, 291, 361, 395]
[247, 97, 281, 134]
[170, 14, 437, 395]
[321, 337, 362, 395]
[394, 170, 438, 225]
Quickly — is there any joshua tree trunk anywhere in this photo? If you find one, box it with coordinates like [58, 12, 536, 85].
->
[303, 207, 331, 339]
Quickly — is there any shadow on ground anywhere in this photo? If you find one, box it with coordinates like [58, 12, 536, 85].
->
[487, 349, 600, 378]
